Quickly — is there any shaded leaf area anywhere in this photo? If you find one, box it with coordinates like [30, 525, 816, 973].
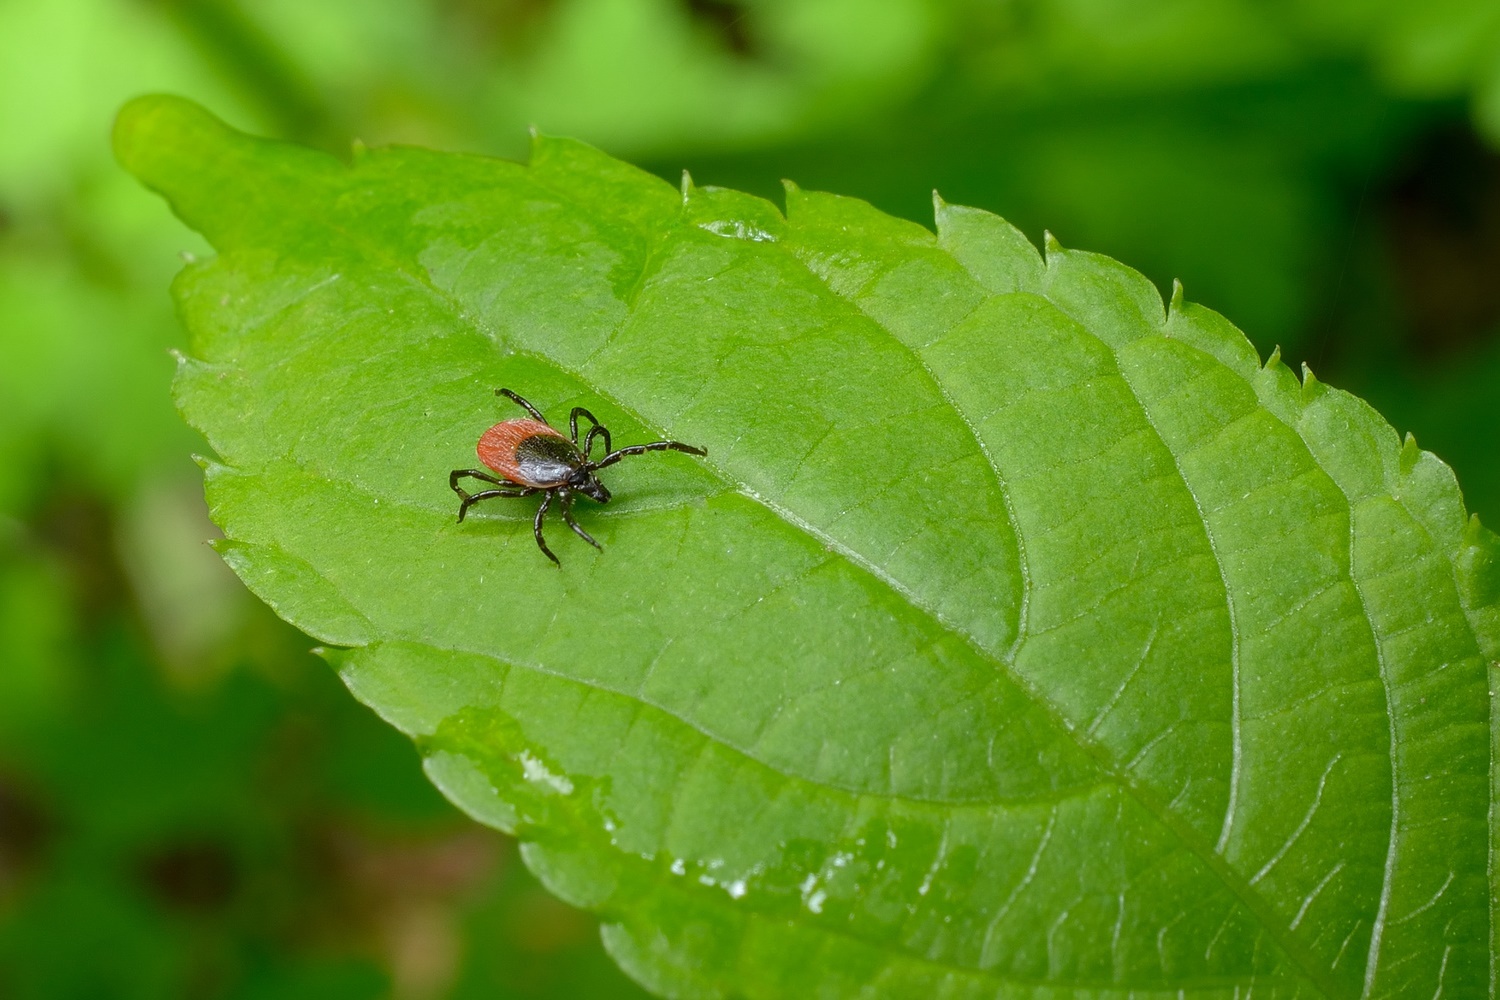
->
[118, 96, 1499, 998]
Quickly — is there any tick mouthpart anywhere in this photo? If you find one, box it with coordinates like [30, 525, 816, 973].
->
[576, 476, 611, 503]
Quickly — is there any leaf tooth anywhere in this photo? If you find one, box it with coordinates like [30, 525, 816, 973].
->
[312, 646, 348, 667]
[1299, 362, 1326, 402]
[168, 347, 224, 376]
[780, 178, 803, 213]
[680, 169, 695, 203]
[1399, 432, 1422, 477]
[1455, 515, 1500, 650]
[933, 199, 1044, 293]
[193, 456, 238, 484]
[1169, 278, 1185, 316]
[1042, 229, 1064, 261]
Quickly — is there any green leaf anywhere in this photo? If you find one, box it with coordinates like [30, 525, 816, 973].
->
[117, 95, 1500, 999]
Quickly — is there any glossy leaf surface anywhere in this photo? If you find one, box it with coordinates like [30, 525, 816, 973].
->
[117, 96, 1500, 999]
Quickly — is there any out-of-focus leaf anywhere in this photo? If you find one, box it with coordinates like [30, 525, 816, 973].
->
[120, 96, 1499, 998]
[1288, 0, 1500, 121]
[0, 0, 251, 514]
[0, 0, 248, 202]
[232, 0, 1500, 156]
[243, 0, 943, 158]
[0, 257, 197, 514]
[0, 540, 72, 741]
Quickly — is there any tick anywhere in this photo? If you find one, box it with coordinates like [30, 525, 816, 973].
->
[450, 388, 708, 565]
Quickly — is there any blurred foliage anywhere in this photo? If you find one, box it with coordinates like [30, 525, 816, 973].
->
[0, 517, 651, 999]
[0, 0, 1497, 996]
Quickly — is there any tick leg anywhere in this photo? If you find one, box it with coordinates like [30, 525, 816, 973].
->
[497, 388, 547, 423]
[451, 468, 509, 495]
[451, 468, 528, 520]
[569, 406, 613, 460]
[533, 490, 560, 566]
[582, 423, 611, 462]
[560, 492, 602, 551]
[567, 406, 594, 443]
[456, 486, 535, 522]
[594, 440, 707, 469]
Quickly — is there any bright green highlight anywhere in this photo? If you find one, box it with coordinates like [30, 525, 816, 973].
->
[117, 95, 1499, 999]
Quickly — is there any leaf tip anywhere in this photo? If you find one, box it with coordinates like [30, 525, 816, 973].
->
[680, 169, 695, 202]
[112, 94, 216, 182]
[111, 94, 162, 170]
[113, 95, 333, 243]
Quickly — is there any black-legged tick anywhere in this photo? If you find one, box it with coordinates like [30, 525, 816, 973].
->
[449, 388, 707, 565]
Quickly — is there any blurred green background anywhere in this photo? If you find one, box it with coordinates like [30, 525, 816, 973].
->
[1, 1, 1497, 997]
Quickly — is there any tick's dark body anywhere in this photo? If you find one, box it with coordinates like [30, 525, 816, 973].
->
[449, 389, 706, 565]
[513, 433, 588, 488]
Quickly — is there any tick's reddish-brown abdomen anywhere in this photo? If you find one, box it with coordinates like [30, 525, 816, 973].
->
[477, 419, 571, 485]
